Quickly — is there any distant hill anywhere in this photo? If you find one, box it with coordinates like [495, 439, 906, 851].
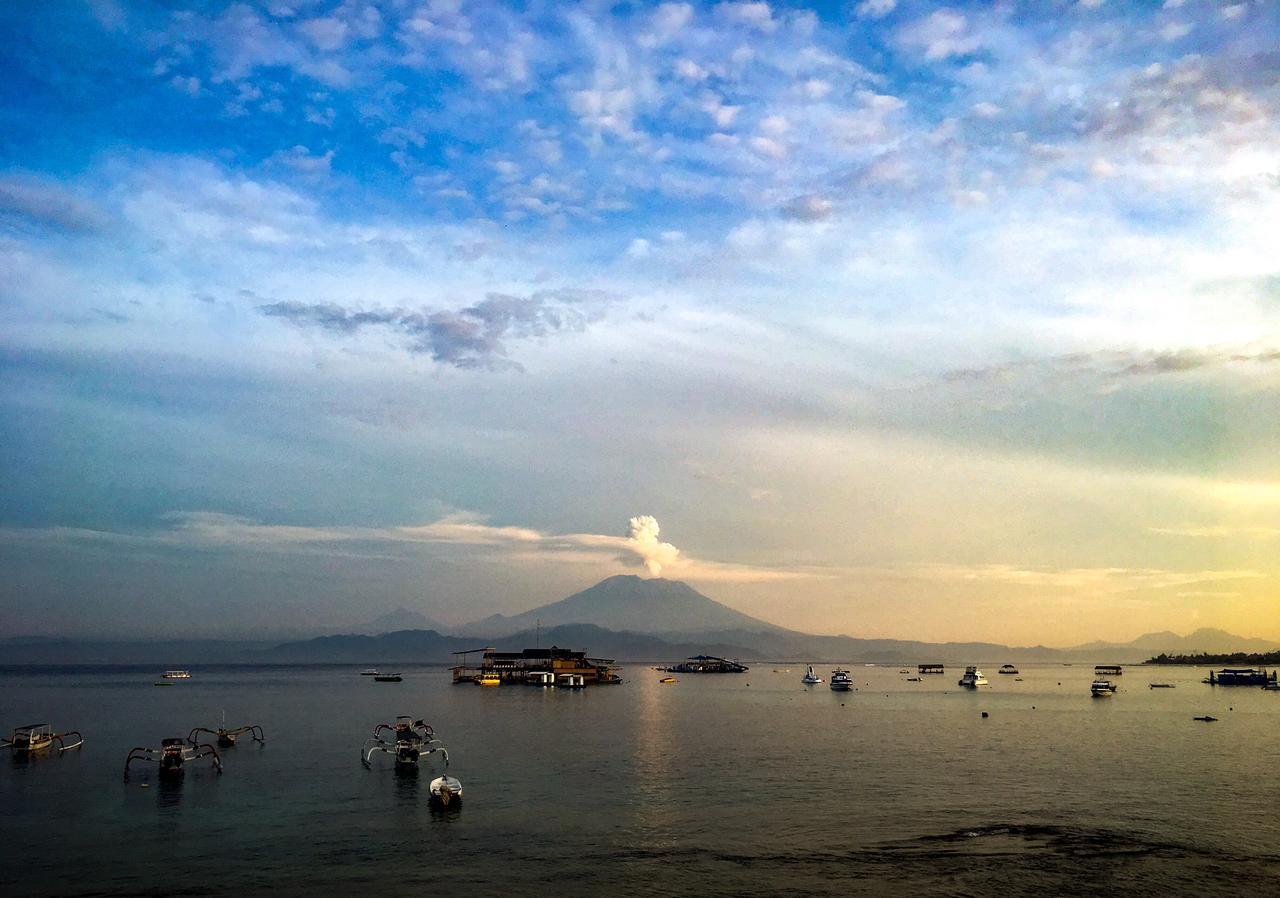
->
[1069, 628, 1280, 656]
[460, 574, 787, 637]
[345, 606, 450, 636]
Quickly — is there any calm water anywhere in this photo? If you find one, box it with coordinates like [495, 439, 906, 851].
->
[1, 662, 1277, 896]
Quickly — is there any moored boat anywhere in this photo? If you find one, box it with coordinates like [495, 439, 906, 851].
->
[801, 665, 823, 685]
[374, 673, 403, 682]
[998, 664, 1018, 675]
[1091, 679, 1117, 696]
[360, 668, 380, 676]
[161, 670, 191, 679]
[958, 666, 988, 688]
[829, 669, 854, 691]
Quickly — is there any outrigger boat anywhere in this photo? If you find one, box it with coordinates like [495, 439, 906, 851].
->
[362, 717, 445, 771]
[188, 724, 264, 748]
[801, 666, 823, 685]
[3, 723, 83, 755]
[125, 738, 221, 779]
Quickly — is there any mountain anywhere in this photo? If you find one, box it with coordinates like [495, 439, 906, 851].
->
[1069, 628, 1280, 656]
[349, 607, 450, 636]
[461, 574, 787, 637]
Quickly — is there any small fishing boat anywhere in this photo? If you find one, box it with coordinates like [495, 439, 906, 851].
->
[374, 673, 403, 682]
[830, 669, 854, 691]
[659, 676, 677, 684]
[3, 723, 83, 755]
[477, 674, 500, 687]
[958, 666, 988, 688]
[360, 668, 380, 676]
[161, 670, 191, 679]
[1193, 715, 1218, 722]
[429, 774, 464, 808]
[1148, 683, 1176, 689]
[801, 665, 823, 685]
[906, 677, 921, 682]
[1091, 679, 1117, 696]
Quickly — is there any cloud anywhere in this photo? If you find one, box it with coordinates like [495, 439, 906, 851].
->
[780, 194, 833, 221]
[0, 175, 107, 232]
[258, 289, 616, 370]
[8, 511, 817, 584]
[896, 9, 981, 61]
[856, 0, 896, 19]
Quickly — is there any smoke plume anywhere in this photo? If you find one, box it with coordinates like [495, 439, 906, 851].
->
[626, 515, 680, 577]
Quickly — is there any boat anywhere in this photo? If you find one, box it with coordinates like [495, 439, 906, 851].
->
[556, 674, 585, 689]
[1148, 683, 1176, 689]
[1091, 679, 1117, 696]
[905, 677, 921, 682]
[830, 669, 854, 691]
[161, 670, 191, 679]
[998, 664, 1018, 675]
[918, 663, 944, 675]
[957, 666, 988, 688]
[528, 671, 555, 687]
[360, 668, 380, 676]
[898, 669, 909, 674]
[1205, 668, 1277, 686]
[659, 676, 678, 684]
[1193, 715, 1218, 722]
[3, 723, 83, 755]
[374, 673, 403, 682]
[429, 774, 464, 808]
[660, 655, 748, 674]
[801, 665, 823, 685]
[477, 674, 500, 687]
[1264, 683, 1280, 692]
[1094, 665, 1123, 677]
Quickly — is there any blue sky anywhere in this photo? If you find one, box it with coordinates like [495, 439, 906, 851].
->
[2, 0, 1279, 643]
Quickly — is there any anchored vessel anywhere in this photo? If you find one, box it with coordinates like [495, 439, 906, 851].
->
[374, 673, 403, 682]
[451, 646, 621, 686]
[958, 666, 989, 688]
[1094, 665, 1123, 677]
[660, 655, 749, 674]
[801, 665, 823, 684]
[918, 663, 945, 675]
[125, 738, 222, 779]
[1091, 679, 1118, 696]
[362, 716, 461, 807]
[998, 664, 1019, 675]
[829, 669, 854, 691]
[3, 723, 83, 755]
[188, 724, 264, 748]
[360, 668, 380, 676]
[161, 670, 191, 679]
[1205, 668, 1277, 686]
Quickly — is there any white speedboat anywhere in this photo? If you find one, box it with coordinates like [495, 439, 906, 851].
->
[958, 666, 988, 688]
[1091, 679, 1117, 696]
[830, 669, 854, 691]
[161, 670, 191, 679]
[801, 666, 823, 685]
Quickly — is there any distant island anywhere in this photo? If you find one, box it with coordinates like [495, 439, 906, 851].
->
[1145, 651, 1280, 666]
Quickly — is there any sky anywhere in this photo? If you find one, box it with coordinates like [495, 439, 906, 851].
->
[2, 0, 1279, 645]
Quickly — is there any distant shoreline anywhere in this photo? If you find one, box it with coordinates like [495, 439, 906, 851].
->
[1144, 651, 1280, 666]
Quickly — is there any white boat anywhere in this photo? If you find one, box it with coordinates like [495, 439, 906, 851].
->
[1091, 679, 1117, 696]
[958, 666, 988, 688]
[801, 665, 823, 685]
[429, 774, 464, 807]
[360, 668, 380, 676]
[557, 674, 585, 688]
[161, 670, 191, 679]
[830, 669, 854, 691]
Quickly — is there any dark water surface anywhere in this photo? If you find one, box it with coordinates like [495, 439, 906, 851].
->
[2, 662, 1277, 896]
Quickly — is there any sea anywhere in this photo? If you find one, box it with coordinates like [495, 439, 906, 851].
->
[1, 661, 1277, 897]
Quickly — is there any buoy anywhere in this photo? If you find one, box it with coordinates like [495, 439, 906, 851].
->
[981, 711, 989, 718]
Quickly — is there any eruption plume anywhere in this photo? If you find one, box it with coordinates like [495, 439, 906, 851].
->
[626, 515, 680, 577]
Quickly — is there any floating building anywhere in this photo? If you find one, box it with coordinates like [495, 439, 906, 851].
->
[1205, 668, 1277, 686]
[451, 646, 621, 686]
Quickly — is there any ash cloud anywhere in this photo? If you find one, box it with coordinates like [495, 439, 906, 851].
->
[624, 515, 680, 577]
[257, 289, 613, 369]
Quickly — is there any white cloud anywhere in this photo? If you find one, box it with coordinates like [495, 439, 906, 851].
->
[855, 0, 896, 19]
[897, 9, 981, 61]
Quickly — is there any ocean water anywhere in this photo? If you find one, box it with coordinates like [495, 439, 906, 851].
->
[1, 662, 1277, 897]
